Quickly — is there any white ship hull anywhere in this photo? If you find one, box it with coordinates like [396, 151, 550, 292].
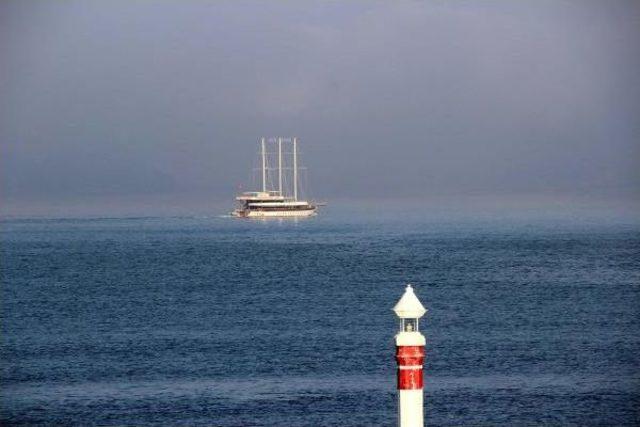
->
[232, 208, 317, 218]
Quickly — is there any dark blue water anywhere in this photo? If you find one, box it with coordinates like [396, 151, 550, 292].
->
[2, 210, 640, 426]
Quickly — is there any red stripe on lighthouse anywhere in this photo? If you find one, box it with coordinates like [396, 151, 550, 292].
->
[398, 368, 423, 390]
[396, 345, 425, 390]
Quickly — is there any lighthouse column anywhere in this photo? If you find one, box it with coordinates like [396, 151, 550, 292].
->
[393, 285, 427, 427]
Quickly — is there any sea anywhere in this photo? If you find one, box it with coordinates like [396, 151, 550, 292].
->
[2, 206, 639, 426]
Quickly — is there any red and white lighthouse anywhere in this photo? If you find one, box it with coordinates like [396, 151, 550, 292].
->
[393, 284, 427, 427]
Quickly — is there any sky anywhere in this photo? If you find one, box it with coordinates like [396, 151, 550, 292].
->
[1, 0, 639, 217]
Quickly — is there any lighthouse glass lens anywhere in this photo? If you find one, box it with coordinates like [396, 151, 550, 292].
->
[404, 318, 417, 332]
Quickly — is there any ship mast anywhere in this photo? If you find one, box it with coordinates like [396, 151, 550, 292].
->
[278, 137, 283, 197]
[261, 137, 266, 193]
[293, 137, 298, 201]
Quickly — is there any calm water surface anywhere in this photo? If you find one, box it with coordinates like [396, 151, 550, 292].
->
[2, 209, 639, 425]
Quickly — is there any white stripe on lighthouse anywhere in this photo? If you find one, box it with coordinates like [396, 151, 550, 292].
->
[398, 390, 424, 427]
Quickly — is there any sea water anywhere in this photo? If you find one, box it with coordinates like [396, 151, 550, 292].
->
[2, 208, 639, 425]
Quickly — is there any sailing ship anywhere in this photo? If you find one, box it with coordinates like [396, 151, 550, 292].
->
[232, 137, 318, 218]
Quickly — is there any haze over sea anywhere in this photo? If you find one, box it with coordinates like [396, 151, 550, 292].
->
[2, 204, 639, 426]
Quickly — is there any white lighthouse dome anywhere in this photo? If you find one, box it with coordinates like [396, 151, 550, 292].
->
[393, 284, 427, 319]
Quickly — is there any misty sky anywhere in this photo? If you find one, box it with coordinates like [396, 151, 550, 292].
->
[1, 1, 639, 216]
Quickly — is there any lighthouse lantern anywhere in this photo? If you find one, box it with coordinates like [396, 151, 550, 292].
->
[393, 284, 427, 329]
[400, 317, 419, 333]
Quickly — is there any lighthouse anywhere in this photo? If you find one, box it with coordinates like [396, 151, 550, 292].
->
[393, 284, 427, 427]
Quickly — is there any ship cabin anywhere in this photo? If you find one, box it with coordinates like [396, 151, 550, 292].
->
[235, 191, 314, 214]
